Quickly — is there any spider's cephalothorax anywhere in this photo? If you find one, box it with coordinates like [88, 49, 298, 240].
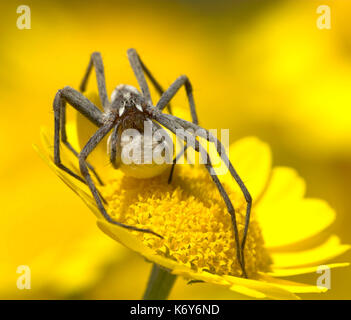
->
[52, 49, 252, 278]
[108, 84, 173, 178]
[110, 85, 145, 117]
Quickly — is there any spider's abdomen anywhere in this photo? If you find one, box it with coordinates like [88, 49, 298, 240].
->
[118, 135, 172, 179]
[107, 84, 173, 178]
[108, 119, 173, 179]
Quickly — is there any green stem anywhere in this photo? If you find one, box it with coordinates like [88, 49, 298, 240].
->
[143, 264, 177, 300]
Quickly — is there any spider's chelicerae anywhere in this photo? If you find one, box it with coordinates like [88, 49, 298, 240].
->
[53, 49, 252, 278]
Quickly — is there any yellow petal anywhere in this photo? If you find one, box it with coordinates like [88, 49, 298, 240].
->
[174, 269, 266, 298]
[227, 136, 272, 202]
[37, 123, 347, 300]
[271, 236, 351, 268]
[65, 121, 81, 151]
[256, 166, 305, 208]
[222, 275, 300, 300]
[255, 167, 335, 248]
[97, 219, 182, 272]
[172, 268, 300, 299]
[35, 153, 102, 227]
[98, 220, 295, 299]
[47, 234, 123, 296]
[258, 274, 327, 293]
[267, 262, 350, 277]
[39, 126, 80, 176]
[227, 284, 267, 299]
[206, 136, 272, 202]
[37, 126, 110, 218]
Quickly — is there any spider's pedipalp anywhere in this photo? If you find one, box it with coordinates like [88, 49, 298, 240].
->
[136, 104, 143, 112]
[119, 106, 125, 117]
[107, 121, 120, 169]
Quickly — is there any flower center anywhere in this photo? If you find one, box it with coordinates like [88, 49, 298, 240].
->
[100, 165, 272, 277]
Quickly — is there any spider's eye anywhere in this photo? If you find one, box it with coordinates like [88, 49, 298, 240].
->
[111, 84, 140, 102]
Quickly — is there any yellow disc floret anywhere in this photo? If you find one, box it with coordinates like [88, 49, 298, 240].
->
[100, 165, 272, 278]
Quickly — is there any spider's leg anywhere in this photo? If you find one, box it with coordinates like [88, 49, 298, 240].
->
[152, 111, 248, 277]
[202, 149, 246, 277]
[59, 97, 104, 185]
[128, 49, 189, 181]
[168, 145, 187, 184]
[155, 75, 199, 183]
[80, 52, 110, 110]
[127, 48, 152, 105]
[159, 114, 252, 275]
[54, 86, 104, 185]
[128, 53, 198, 181]
[156, 75, 198, 123]
[108, 122, 120, 169]
[132, 49, 173, 114]
[78, 118, 163, 239]
[197, 127, 252, 276]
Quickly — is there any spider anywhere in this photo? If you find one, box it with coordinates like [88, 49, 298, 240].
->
[53, 49, 252, 278]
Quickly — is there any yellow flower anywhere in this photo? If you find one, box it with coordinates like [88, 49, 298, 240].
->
[36, 93, 349, 300]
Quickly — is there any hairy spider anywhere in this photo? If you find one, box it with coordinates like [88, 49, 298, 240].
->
[53, 49, 252, 278]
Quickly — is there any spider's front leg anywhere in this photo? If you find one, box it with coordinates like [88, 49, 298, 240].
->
[156, 75, 198, 124]
[127, 48, 152, 105]
[128, 49, 198, 182]
[80, 52, 110, 110]
[78, 117, 163, 238]
[127, 48, 172, 114]
[53, 86, 105, 184]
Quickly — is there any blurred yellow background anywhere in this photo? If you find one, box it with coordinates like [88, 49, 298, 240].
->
[0, 0, 350, 299]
